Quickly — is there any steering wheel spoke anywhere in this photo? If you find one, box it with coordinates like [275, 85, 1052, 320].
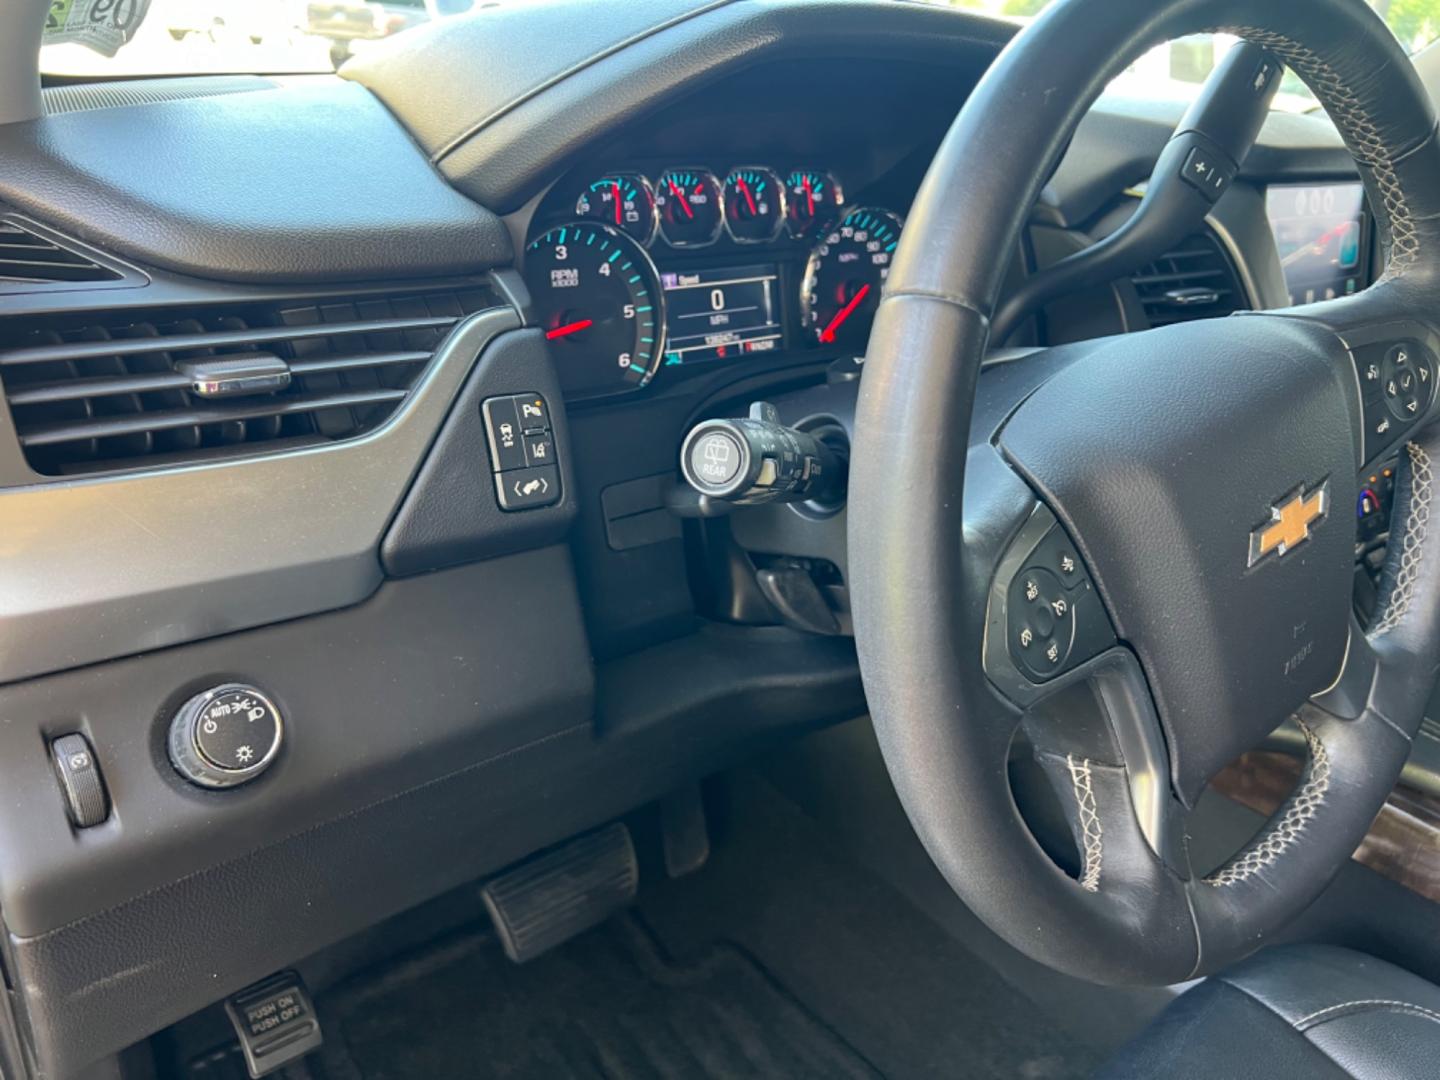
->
[1018, 648, 1194, 881]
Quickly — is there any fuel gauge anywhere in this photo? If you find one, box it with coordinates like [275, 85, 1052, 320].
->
[723, 166, 785, 243]
[575, 174, 656, 245]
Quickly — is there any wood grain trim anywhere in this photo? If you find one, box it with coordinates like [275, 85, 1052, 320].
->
[1212, 751, 1440, 904]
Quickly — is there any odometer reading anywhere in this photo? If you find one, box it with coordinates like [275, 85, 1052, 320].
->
[524, 223, 665, 395]
[801, 207, 903, 348]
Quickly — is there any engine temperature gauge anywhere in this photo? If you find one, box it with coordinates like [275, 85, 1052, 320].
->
[723, 166, 785, 243]
[575, 174, 656, 245]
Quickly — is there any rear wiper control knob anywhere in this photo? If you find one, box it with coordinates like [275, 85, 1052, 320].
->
[680, 401, 846, 507]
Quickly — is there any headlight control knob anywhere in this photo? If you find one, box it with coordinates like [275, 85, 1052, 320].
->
[168, 683, 284, 789]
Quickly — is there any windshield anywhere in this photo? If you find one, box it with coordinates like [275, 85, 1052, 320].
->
[960, 0, 1440, 112]
[40, 0, 480, 76]
[38, 0, 1440, 84]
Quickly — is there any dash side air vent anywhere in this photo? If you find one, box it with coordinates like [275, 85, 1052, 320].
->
[1129, 230, 1248, 329]
[0, 285, 499, 476]
[0, 218, 131, 291]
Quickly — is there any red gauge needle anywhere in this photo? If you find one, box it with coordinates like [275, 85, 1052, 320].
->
[819, 284, 871, 343]
[546, 318, 593, 340]
[612, 181, 622, 225]
[737, 176, 758, 216]
[802, 175, 815, 217]
[667, 179, 694, 219]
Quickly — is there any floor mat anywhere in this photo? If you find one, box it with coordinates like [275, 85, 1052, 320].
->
[637, 772, 1102, 1079]
[306, 914, 880, 1079]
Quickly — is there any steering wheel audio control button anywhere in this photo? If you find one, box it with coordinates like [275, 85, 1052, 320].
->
[169, 684, 284, 789]
[1381, 342, 1429, 422]
[1008, 567, 1075, 678]
[992, 517, 1119, 687]
[1356, 340, 1437, 461]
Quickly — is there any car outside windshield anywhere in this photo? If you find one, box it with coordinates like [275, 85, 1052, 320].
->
[39, 0, 1440, 100]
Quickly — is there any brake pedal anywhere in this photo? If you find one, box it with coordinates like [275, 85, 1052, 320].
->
[660, 783, 710, 878]
[481, 822, 638, 963]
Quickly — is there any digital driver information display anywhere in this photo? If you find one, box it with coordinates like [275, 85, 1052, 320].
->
[660, 264, 782, 366]
[1265, 182, 1366, 306]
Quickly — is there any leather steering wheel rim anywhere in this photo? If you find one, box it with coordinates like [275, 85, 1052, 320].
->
[850, 0, 1440, 986]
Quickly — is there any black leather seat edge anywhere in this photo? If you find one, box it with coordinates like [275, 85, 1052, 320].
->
[1100, 945, 1440, 1079]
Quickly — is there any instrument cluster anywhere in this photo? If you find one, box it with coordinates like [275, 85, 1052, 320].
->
[524, 166, 904, 399]
[574, 168, 844, 248]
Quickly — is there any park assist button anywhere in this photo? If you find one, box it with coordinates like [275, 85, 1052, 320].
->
[482, 393, 562, 512]
[169, 684, 284, 789]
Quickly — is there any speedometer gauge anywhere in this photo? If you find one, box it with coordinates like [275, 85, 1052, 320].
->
[801, 208, 903, 348]
[524, 223, 665, 395]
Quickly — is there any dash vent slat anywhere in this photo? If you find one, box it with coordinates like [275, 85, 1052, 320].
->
[0, 285, 498, 475]
[0, 220, 125, 287]
[1129, 231, 1248, 328]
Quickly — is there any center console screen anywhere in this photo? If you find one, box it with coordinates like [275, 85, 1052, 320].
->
[1265, 182, 1366, 306]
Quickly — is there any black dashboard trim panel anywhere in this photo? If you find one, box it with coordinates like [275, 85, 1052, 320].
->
[0, 557, 861, 1077]
[0, 302, 520, 685]
[0, 79, 511, 284]
[382, 327, 581, 575]
[347, 0, 1015, 213]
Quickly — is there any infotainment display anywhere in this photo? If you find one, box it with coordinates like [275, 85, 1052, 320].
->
[1265, 182, 1366, 306]
[660, 263, 782, 366]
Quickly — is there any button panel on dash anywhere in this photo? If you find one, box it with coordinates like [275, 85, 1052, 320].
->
[482, 393, 561, 512]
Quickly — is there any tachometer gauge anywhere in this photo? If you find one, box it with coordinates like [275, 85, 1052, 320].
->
[723, 166, 785, 243]
[524, 223, 665, 395]
[785, 169, 844, 238]
[801, 207, 904, 347]
[655, 168, 724, 248]
[575, 174, 656, 245]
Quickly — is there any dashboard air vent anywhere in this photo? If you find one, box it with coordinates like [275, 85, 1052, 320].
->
[0, 285, 497, 476]
[1129, 231, 1248, 328]
[0, 219, 125, 288]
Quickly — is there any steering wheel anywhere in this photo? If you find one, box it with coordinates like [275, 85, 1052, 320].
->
[850, 0, 1440, 985]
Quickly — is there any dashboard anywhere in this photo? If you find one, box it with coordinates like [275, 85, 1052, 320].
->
[523, 164, 903, 398]
[0, 2, 1416, 1076]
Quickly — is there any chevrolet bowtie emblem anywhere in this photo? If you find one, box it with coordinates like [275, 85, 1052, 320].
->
[1248, 480, 1330, 567]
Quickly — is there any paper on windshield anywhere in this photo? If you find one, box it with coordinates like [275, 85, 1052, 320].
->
[43, 0, 153, 58]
